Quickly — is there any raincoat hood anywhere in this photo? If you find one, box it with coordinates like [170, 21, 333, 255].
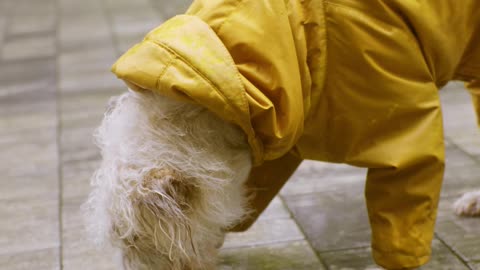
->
[112, 0, 324, 166]
[112, 15, 263, 164]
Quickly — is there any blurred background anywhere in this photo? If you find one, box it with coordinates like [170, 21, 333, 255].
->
[1, 0, 479, 269]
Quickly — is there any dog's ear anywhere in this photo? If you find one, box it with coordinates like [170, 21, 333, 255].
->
[113, 167, 199, 269]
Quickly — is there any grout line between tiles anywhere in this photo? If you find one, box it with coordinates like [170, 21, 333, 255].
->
[279, 195, 331, 270]
[434, 232, 474, 270]
[54, 0, 64, 268]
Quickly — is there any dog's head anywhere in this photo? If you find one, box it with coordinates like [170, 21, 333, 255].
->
[84, 91, 252, 270]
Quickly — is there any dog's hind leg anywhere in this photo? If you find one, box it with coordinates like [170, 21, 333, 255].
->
[453, 190, 480, 216]
[452, 80, 480, 216]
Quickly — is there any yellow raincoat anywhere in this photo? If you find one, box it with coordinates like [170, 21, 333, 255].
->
[111, 1, 480, 269]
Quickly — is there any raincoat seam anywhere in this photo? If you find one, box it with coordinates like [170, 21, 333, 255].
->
[307, 0, 328, 119]
[155, 56, 175, 91]
[145, 39, 231, 105]
[319, 0, 328, 96]
[317, 0, 328, 138]
[212, 46, 260, 162]
[216, 14, 264, 163]
[321, 0, 337, 161]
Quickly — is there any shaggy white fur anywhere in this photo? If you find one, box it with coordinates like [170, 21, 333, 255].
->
[82, 90, 252, 270]
[454, 191, 480, 217]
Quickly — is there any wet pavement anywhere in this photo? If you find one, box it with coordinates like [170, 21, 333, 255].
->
[1, 0, 479, 269]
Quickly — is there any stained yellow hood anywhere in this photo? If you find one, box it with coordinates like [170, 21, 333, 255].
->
[112, 0, 321, 166]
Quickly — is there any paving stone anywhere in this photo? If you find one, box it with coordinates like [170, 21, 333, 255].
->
[1, 172, 59, 202]
[452, 136, 480, 159]
[60, 90, 119, 128]
[58, 48, 123, 93]
[319, 239, 469, 270]
[441, 81, 474, 100]
[471, 262, 480, 270]
[223, 218, 305, 249]
[0, 1, 10, 15]
[0, 110, 57, 137]
[150, 0, 193, 20]
[1, 33, 56, 60]
[103, 0, 152, 10]
[59, 0, 103, 14]
[0, 111, 57, 178]
[59, 68, 124, 93]
[444, 144, 478, 167]
[0, 197, 59, 255]
[0, 16, 6, 47]
[0, 132, 57, 198]
[219, 241, 325, 270]
[435, 197, 480, 263]
[7, 13, 56, 35]
[59, 12, 106, 29]
[0, 102, 54, 126]
[61, 126, 101, 165]
[61, 197, 118, 270]
[443, 104, 477, 128]
[59, 90, 119, 166]
[0, 79, 55, 109]
[442, 163, 480, 198]
[115, 34, 147, 55]
[62, 159, 100, 200]
[58, 15, 113, 52]
[258, 197, 291, 221]
[0, 16, 60, 265]
[444, 113, 479, 138]
[280, 160, 366, 196]
[0, 71, 56, 133]
[0, 76, 55, 122]
[445, 125, 479, 143]
[110, 9, 160, 38]
[59, 47, 117, 75]
[0, 58, 55, 84]
[283, 187, 371, 252]
[10, 0, 55, 16]
[441, 85, 479, 142]
[441, 144, 480, 198]
[0, 248, 60, 270]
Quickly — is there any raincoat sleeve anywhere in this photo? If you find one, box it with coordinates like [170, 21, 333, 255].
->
[111, 0, 310, 166]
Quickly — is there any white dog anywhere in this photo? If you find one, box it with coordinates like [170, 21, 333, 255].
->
[82, 90, 252, 269]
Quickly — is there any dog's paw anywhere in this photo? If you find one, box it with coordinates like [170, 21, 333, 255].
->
[453, 191, 480, 216]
